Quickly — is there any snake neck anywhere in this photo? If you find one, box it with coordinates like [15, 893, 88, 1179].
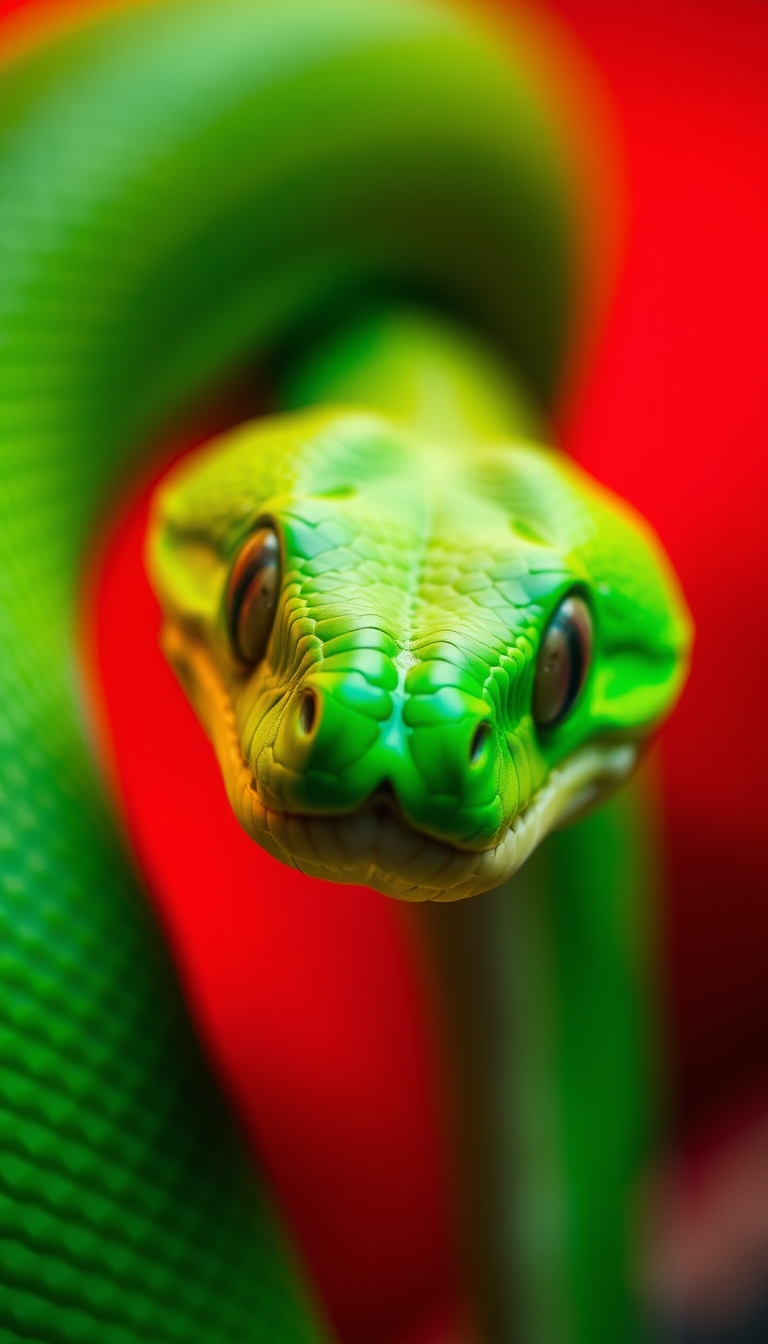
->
[277, 305, 549, 446]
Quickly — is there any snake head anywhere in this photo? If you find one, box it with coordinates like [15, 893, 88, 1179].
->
[147, 406, 691, 900]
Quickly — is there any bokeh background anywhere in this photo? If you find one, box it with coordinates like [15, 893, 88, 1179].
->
[2, 1, 766, 1340]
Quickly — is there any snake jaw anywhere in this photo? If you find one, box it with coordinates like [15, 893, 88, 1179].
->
[161, 617, 639, 900]
[244, 737, 640, 901]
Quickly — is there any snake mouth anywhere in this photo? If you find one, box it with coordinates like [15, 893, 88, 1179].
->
[241, 739, 639, 902]
[163, 621, 638, 900]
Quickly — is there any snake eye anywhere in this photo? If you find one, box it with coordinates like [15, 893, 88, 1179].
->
[226, 526, 281, 664]
[532, 594, 592, 728]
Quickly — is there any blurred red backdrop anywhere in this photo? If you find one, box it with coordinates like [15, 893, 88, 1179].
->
[2, 2, 766, 1341]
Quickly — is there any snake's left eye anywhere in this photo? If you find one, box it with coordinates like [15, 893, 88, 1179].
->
[532, 594, 592, 728]
[226, 526, 281, 664]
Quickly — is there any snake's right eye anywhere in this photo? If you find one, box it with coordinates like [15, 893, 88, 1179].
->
[226, 526, 281, 664]
[532, 593, 592, 729]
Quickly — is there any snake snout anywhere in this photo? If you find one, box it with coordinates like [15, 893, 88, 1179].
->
[262, 661, 506, 849]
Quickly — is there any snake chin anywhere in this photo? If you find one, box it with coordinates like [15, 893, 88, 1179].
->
[241, 740, 640, 902]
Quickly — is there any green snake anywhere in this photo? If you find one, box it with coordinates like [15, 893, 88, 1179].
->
[0, 1, 691, 1341]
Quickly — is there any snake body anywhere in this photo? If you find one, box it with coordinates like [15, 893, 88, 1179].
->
[0, 2, 690, 1341]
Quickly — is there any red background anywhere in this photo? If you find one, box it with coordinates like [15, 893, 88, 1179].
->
[2, 2, 766, 1341]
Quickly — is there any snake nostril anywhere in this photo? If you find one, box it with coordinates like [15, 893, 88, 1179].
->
[298, 688, 318, 736]
[469, 721, 492, 766]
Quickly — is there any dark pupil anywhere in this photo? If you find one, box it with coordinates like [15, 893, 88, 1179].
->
[532, 595, 592, 728]
[227, 527, 280, 664]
